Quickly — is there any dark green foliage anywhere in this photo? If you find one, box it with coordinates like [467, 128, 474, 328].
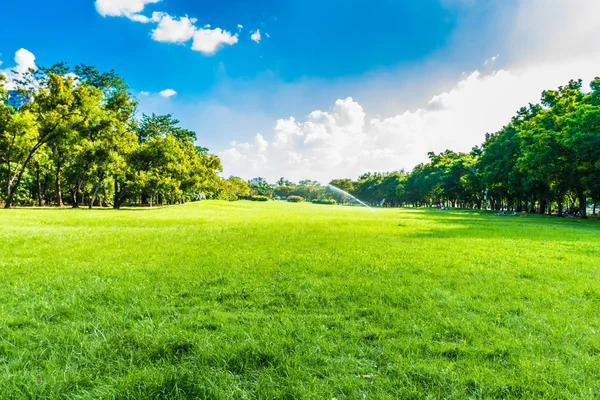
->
[0, 64, 223, 209]
[219, 176, 251, 201]
[2, 63, 599, 217]
[312, 198, 337, 205]
[287, 195, 304, 202]
[317, 76, 600, 216]
[250, 195, 270, 201]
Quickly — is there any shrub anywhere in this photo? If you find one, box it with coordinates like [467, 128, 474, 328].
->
[287, 196, 304, 203]
[250, 195, 270, 202]
[312, 198, 337, 205]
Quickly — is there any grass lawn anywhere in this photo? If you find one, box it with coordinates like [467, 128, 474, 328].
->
[0, 201, 599, 399]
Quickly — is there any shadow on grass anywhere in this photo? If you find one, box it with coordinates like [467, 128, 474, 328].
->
[3, 205, 173, 212]
[397, 211, 600, 244]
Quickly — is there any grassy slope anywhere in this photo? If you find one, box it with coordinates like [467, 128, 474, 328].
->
[0, 201, 599, 399]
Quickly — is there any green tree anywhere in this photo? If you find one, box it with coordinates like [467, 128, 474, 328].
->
[1, 70, 99, 208]
[220, 176, 251, 200]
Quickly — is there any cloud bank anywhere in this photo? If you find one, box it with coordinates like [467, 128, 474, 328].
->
[217, 0, 600, 182]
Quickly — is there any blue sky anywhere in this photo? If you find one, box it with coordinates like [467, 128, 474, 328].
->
[1, 0, 599, 182]
[0, 1, 457, 92]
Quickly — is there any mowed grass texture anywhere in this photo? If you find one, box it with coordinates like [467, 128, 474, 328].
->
[0, 202, 599, 399]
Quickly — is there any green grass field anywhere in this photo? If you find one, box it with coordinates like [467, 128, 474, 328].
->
[0, 201, 599, 399]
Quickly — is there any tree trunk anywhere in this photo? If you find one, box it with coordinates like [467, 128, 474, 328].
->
[539, 198, 547, 215]
[72, 179, 81, 208]
[89, 175, 104, 209]
[578, 191, 587, 219]
[558, 198, 563, 217]
[4, 184, 13, 209]
[36, 166, 43, 207]
[56, 159, 63, 207]
[113, 180, 121, 209]
[5, 158, 32, 209]
[113, 180, 119, 209]
[113, 180, 128, 209]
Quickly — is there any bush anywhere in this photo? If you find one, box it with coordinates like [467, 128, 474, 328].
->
[287, 196, 304, 203]
[250, 195, 270, 202]
[312, 198, 337, 205]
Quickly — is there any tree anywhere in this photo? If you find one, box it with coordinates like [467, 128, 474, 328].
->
[1, 70, 100, 208]
[328, 178, 354, 204]
[564, 78, 600, 215]
[220, 176, 251, 200]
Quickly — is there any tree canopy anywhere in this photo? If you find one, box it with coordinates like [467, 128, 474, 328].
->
[0, 64, 222, 209]
[2, 64, 598, 217]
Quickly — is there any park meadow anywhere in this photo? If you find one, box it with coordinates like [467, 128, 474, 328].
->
[1, 201, 599, 398]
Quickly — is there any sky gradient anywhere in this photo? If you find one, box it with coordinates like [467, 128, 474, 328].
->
[1, 0, 599, 182]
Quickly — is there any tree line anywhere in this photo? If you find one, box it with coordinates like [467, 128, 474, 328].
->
[222, 77, 600, 218]
[2, 65, 599, 217]
[0, 64, 223, 209]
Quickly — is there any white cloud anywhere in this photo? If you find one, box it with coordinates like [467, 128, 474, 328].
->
[95, 1, 242, 56]
[159, 89, 177, 98]
[139, 91, 150, 96]
[191, 28, 238, 55]
[13, 48, 36, 74]
[237, 24, 244, 30]
[219, 52, 600, 183]
[151, 14, 197, 43]
[507, 0, 600, 63]
[265, 32, 271, 39]
[254, 133, 269, 152]
[214, 0, 600, 182]
[484, 55, 499, 65]
[128, 13, 150, 23]
[128, 11, 163, 23]
[94, 0, 160, 19]
[1, 48, 37, 90]
[251, 30, 261, 43]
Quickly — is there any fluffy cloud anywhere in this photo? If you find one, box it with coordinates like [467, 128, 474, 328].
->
[191, 28, 238, 55]
[0, 48, 37, 89]
[151, 14, 197, 43]
[128, 11, 163, 23]
[251, 30, 261, 43]
[13, 48, 36, 74]
[220, 97, 375, 181]
[219, 52, 600, 183]
[214, 0, 600, 182]
[94, 0, 160, 19]
[95, 2, 244, 54]
[159, 89, 177, 98]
